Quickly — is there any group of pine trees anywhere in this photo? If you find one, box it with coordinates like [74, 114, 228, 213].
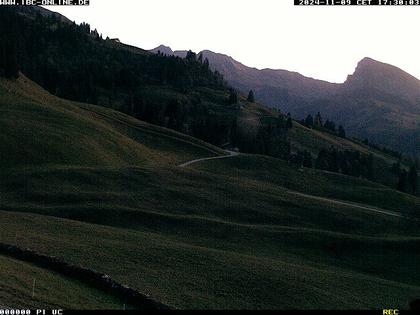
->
[231, 114, 292, 159]
[0, 8, 226, 106]
[290, 150, 313, 168]
[228, 88, 239, 105]
[392, 162, 418, 195]
[301, 112, 346, 138]
[121, 88, 234, 146]
[363, 138, 403, 160]
[291, 148, 375, 181]
[1, 7, 235, 146]
[316, 148, 374, 180]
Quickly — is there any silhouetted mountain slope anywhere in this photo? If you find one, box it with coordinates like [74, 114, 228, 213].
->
[200, 50, 339, 100]
[149, 45, 188, 58]
[151, 46, 420, 155]
[344, 57, 420, 105]
[16, 5, 72, 23]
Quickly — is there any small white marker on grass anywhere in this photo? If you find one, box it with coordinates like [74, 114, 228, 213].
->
[32, 277, 36, 298]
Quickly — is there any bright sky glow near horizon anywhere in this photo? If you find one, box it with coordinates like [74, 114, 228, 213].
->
[45, 0, 420, 83]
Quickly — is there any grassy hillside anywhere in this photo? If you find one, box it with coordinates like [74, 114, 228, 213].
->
[2, 6, 412, 196]
[193, 154, 419, 216]
[0, 255, 123, 309]
[0, 75, 224, 169]
[1, 76, 419, 309]
[238, 99, 401, 161]
[236, 99, 407, 188]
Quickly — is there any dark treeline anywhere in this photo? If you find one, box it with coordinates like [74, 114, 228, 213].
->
[302, 112, 405, 162]
[361, 138, 403, 160]
[291, 147, 375, 181]
[0, 7, 233, 147]
[122, 90, 235, 146]
[297, 111, 420, 194]
[300, 112, 346, 138]
[0, 7, 226, 103]
[392, 162, 418, 196]
[232, 114, 292, 160]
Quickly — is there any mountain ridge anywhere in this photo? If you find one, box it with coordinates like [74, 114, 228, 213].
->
[150, 45, 420, 88]
[150, 45, 420, 155]
[344, 57, 420, 104]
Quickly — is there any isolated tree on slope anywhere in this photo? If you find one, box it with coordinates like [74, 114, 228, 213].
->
[314, 112, 323, 129]
[324, 120, 336, 132]
[303, 150, 313, 168]
[186, 50, 196, 62]
[228, 89, 238, 104]
[305, 114, 314, 128]
[203, 58, 210, 69]
[315, 149, 329, 170]
[286, 117, 293, 130]
[247, 90, 255, 102]
[338, 125, 346, 138]
[397, 170, 408, 192]
[408, 165, 418, 195]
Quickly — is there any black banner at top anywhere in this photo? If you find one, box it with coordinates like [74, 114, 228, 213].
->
[295, 0, 420, 5]
[0, 0, 89, 5]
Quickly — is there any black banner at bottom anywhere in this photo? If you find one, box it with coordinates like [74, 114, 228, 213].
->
[2, 310, 419, 315]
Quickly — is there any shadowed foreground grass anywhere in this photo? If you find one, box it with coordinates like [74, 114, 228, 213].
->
[0, 255, 124, 309]
[0, 76, 419, 309]
[0, 160, 419, 309]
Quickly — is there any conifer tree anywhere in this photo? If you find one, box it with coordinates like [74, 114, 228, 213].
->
[315, 149, 329, 170]
[228, 89, 238, 104]
[408, 165, 418, 195]
[338, 125, 346, 138]
[367, 153, 374, 180]
[397, 170, 408, 192]
[203, 58, 210, 69]
[305, 114, 314, 128]
[247, 90, 255, 102]
[303, 151, 313, 168]
[314, 112, 323, 129]
[186, 50, 196, 62]
[286, 117, 293, 130]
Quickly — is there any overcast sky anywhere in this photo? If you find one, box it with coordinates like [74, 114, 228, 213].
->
[45, 0, 420, 83]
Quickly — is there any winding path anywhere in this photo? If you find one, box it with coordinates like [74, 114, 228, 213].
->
[178, 150, 240, 168]
[178, 150, 406, 219]
[286, 190, 404, 218]
[178, 149, 408, 219]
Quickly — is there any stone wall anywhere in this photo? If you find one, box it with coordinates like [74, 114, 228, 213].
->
[0, 243, 171, 310]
